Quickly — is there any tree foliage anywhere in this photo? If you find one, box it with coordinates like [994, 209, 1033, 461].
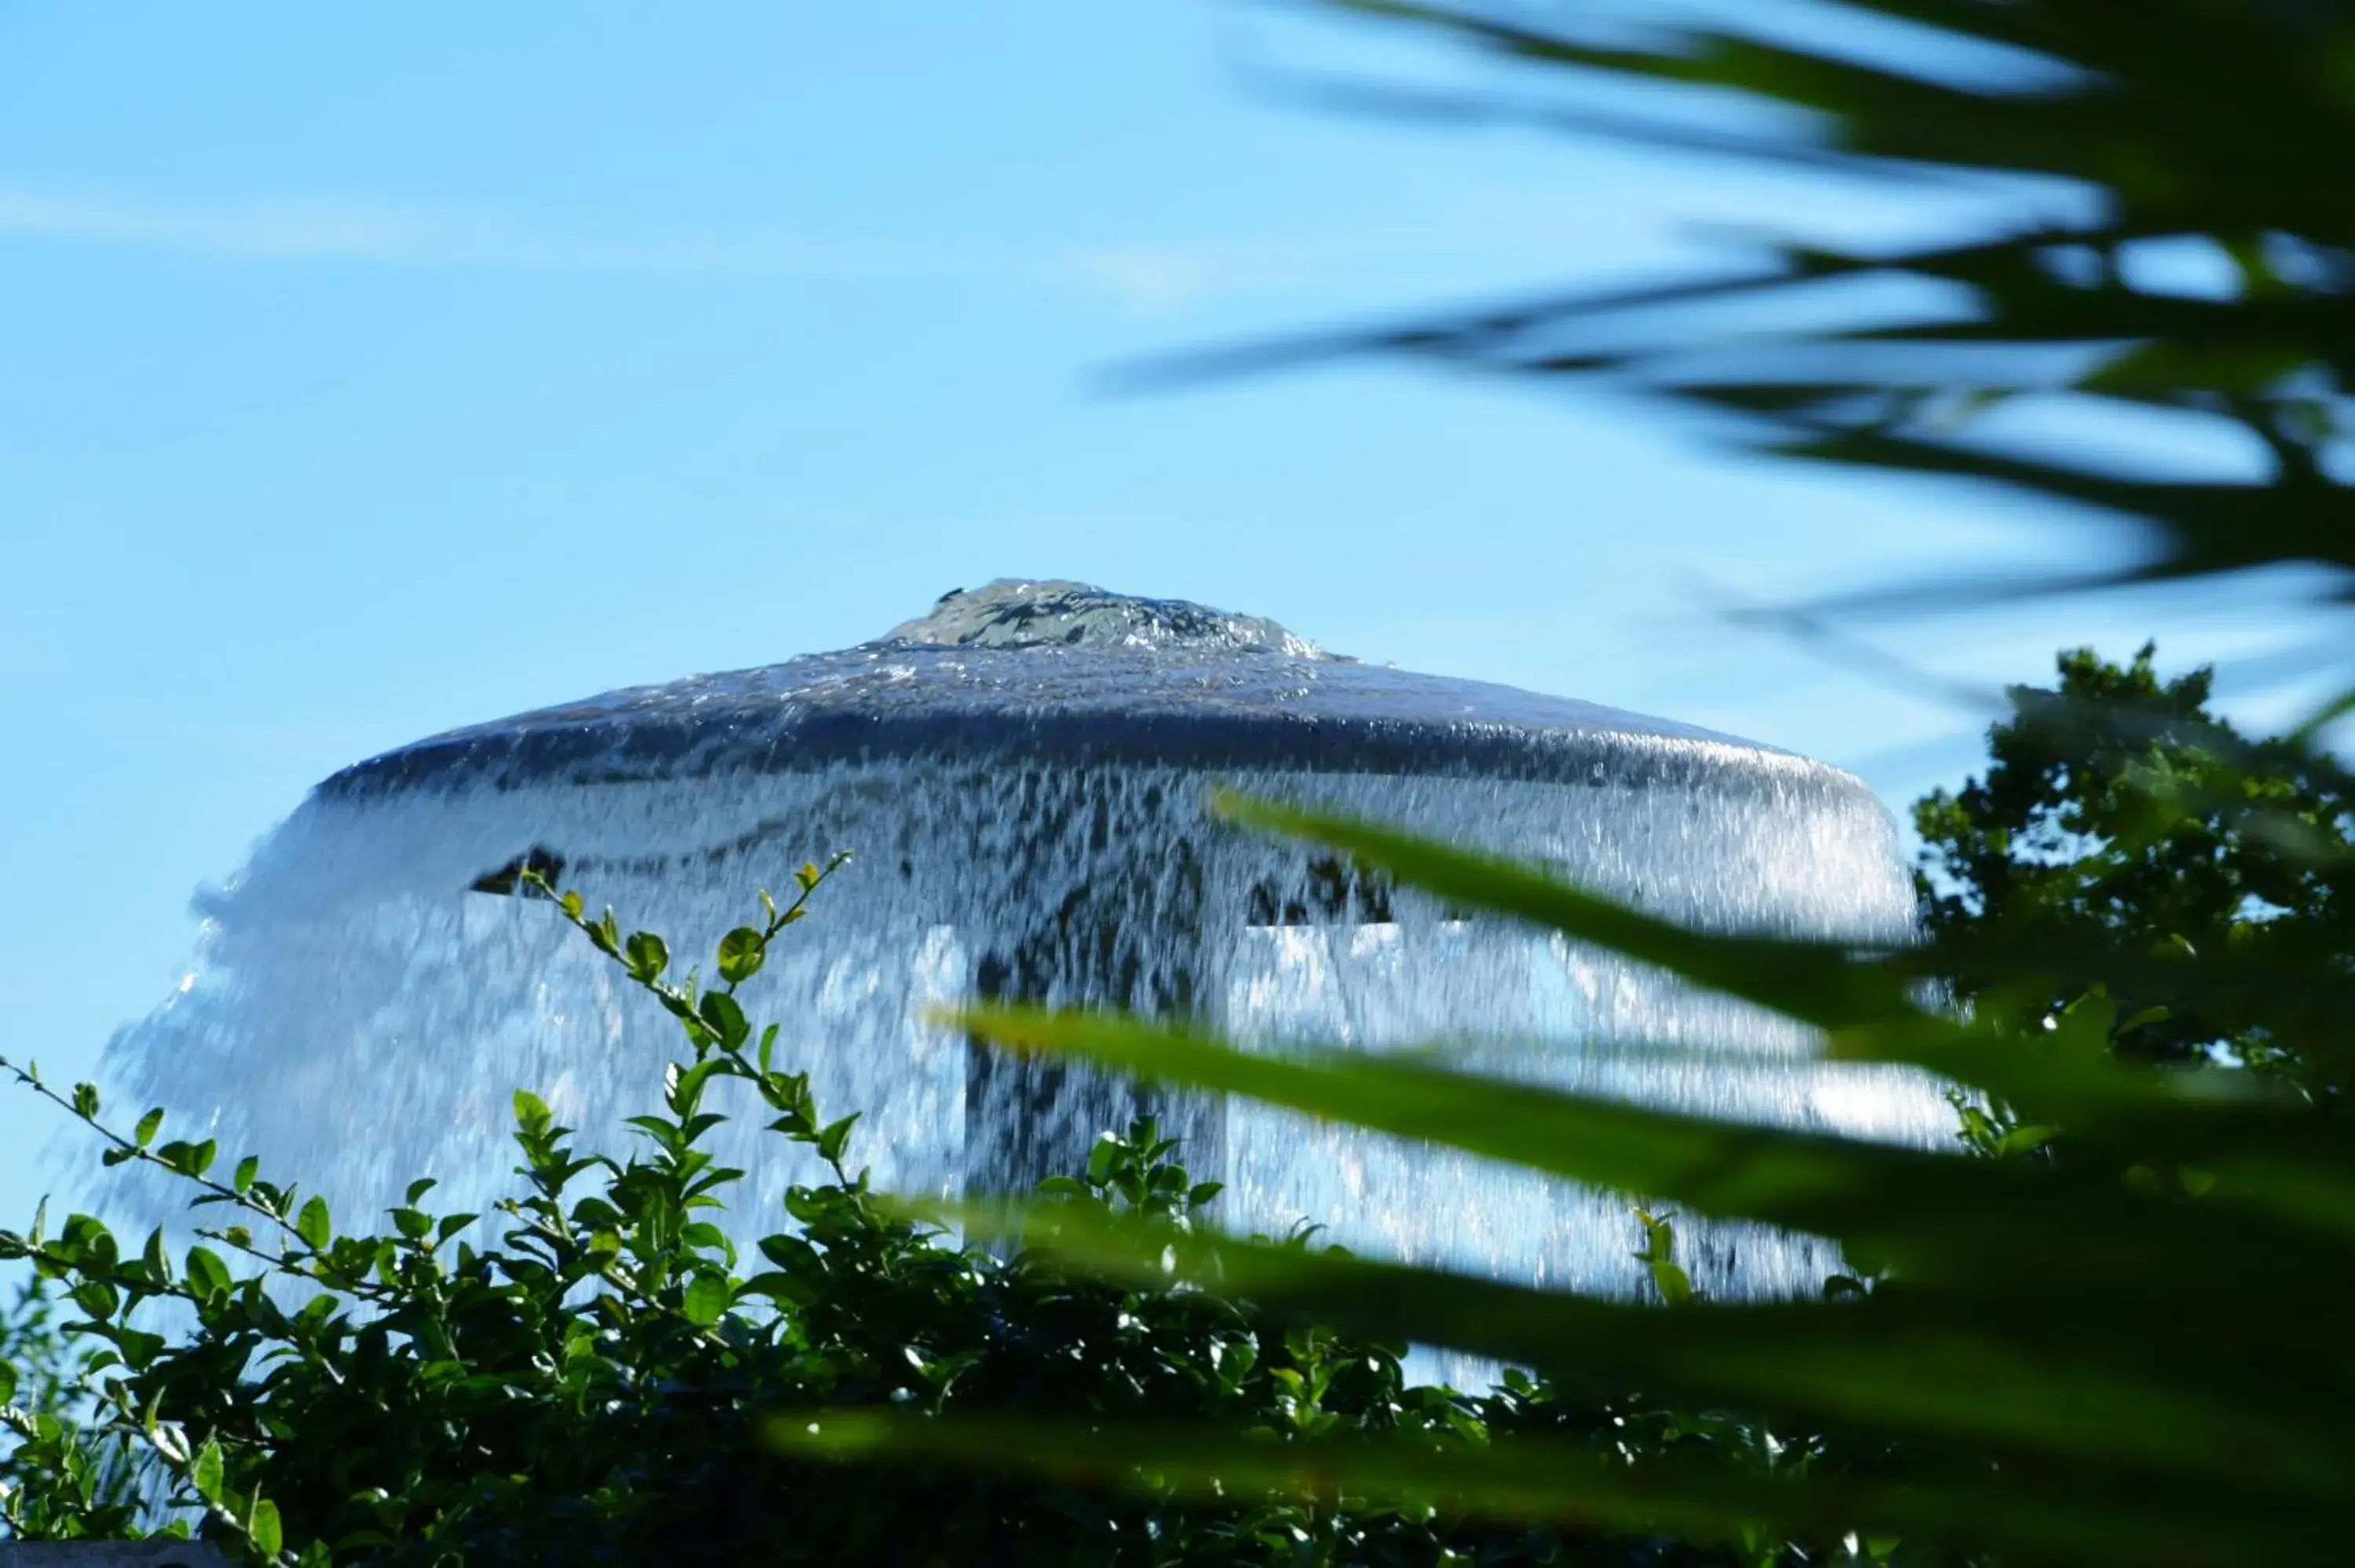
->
[1915, 643, 2355, 1078]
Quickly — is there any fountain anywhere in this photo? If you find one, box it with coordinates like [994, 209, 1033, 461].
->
[102, 580, 1949, 1300]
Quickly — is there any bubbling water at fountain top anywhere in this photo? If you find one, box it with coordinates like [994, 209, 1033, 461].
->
[104, 581, 1948, 1307]
[887, 579, 1334, 657]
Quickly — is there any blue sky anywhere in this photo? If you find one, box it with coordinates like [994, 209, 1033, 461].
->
[0, 3, 2335, 1205]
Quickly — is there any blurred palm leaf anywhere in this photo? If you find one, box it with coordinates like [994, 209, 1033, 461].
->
[777, 1403, 2334, 1566]
[1156, 0, 2355, 606]
[775, 787, 2355, 1563]
[776, 5, 2355, 1558]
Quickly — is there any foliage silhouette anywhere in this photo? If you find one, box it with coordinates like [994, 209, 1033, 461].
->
[1151, 0, 2355, 615]
[845, 16, 2355, 1555]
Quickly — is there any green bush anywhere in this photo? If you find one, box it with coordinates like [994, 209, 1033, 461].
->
[0, 859, 1859, 1566]
[0, 1272, 144, 1537]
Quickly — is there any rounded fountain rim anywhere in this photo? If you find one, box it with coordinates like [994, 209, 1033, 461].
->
[315, 581, 1885, 806]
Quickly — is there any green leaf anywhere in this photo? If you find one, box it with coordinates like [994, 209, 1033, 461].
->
[0, 1362, 16, 1406]
[71, 1081, 99, 1118]
[133, 1107, 164, 1147]
[717, 926, 766, 984]
[758, 1233, 820, 1273]
[958, 1006, 2021, 1280]
[736, 1269, 817, 1306]
[680, 1273, 732, 1326]
[191, 1438, 225, 1503]
[815, 1113, 860, 1165]
[1995, 1125, 2057, 1158]
[248, 1496, 283, 1558]
[295, 1195, 332, 1250]
[698, 991, 750, 1050]
[624, 930, 670, 983]
[513, 1088, 553, 1136]
[960, 992, 2350, 1280]
[233, 1155, 258, 1194]
[1217, 795, 1931, 1030]
[184, 1245, 233, 1304]
[1634, 1209, 1695, 1306]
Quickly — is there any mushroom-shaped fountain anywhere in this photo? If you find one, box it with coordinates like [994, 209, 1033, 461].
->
[104, 582, 1946, 1300]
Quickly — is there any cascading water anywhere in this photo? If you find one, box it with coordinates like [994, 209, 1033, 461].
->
[102, 581, 1951, 1304]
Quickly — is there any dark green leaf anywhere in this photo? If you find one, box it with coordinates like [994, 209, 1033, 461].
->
[698, 991, 749, 1050]
[946, 1196, 2346, 1503]
[625, 930, 670, 982]
[768, 1407, 2323, 1566]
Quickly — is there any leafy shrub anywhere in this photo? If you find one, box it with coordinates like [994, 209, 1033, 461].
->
[0, 1272, 144, 1538]
[0, 861, 1847, 1566]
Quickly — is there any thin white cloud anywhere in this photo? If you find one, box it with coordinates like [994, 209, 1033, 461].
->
[1064, 246, 1221, 312]
[0, 185, 1331, 319]
[0, 183, 1611, 316]
[0, 188, 415, 261]
[0, 186, 984, 275]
